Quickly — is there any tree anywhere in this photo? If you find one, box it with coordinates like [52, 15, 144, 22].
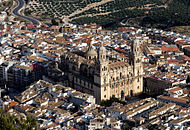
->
[0, 109, 38, 130]
[100, 96, 126, 107]
[122, 122, 131, 130]
[51, 19, 58, 26]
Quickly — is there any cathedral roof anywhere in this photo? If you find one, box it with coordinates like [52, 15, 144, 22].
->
[109, 61, 129, 70]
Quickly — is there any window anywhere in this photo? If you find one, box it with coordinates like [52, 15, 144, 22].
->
[130, 80, 132, 84]
[104, 87, 106, 91]
[121, 91, 124, 99]
[137, 58, 140, 63]
[120, 73, 122, 78]
[104, 95, 106, 98]
[121, 82, 123, 86]
[112, 85, 114, 88]
[137, 77, 140, 82]
[137, 86, 140, 89]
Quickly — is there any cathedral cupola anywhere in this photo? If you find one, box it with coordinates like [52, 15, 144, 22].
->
[85, 42, 97, 60]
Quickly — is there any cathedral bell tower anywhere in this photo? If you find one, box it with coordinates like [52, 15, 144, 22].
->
[98, 42, 107, 63]
[94, 43, 109, 86]
[132, 37, 143, 76]
[130, 37, 143, 94]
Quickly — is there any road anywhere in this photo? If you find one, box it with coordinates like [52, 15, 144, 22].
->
[63, 0, 114, 24]
[12, 0, 40, 25]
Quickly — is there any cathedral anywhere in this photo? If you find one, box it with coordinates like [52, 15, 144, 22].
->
[60, 37, 143, 103]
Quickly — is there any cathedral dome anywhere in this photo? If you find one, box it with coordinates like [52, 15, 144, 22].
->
[86, 49, 97, 56]
[85, 43, 97, 59]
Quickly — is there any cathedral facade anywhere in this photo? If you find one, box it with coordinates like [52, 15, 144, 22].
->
[60, 37, 143, 103]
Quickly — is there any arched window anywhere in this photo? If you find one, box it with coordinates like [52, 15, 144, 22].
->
[120, 73, 122, 78]
[136, 58, 140, 63]
[104, 78, 106, 83]
[130, 90, 133, 96]
[121, 90, 124, 99]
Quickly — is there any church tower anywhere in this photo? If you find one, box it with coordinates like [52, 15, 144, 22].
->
[132, 37, 142, 75]
[98, 42, 107, 62]
[95, 42, 109, 84]
[131, 37, 143, 94]
[94, 43, 109, 101]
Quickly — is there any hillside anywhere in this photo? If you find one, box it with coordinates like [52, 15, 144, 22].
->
[25, 0, 190, 30]
[0, 109, 38, 129]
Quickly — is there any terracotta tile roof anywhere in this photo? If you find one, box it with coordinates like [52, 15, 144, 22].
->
[168, 87, 182, 93]
[159, 96, 189, 103]
[161, 45, 179, 53]
[70, 128, 78, 130]
[9, 101, 19, 107]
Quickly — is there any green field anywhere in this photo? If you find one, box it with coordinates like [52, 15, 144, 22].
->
[171, 26, 190, 36]
[25, 0, 190, 30]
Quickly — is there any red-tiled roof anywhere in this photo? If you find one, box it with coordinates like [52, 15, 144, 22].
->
[9, 101, 19, 107]
[168, 87, 182, 93]
[161, 45, 179, 53]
